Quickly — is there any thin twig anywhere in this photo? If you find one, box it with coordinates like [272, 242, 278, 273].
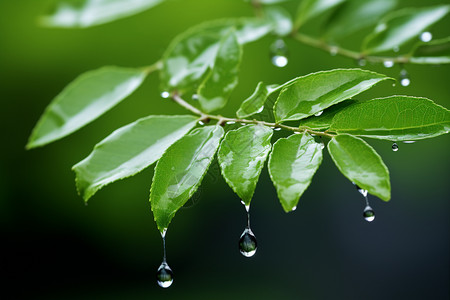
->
[171, 94, 335, 138]
[292, 33, 410, 64]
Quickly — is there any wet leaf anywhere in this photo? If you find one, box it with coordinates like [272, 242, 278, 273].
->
[218, 125, 273, 205]
[268, 133, 323, 212]
[330, 96, 450, 141]
[273, 69, 391, 123]
[328, 134, 390, 201]
[150, 125, 224, 232]
[73, 115, 197, 200]
[363, 5, 450, 54]
[27, 66, 147, 149]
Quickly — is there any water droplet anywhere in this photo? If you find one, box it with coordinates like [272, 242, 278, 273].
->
[192, 94, 199, 100]
[161, 91, 170, 99]
[198, 120, 205, 125]
[354, 184, 368, 197]
[156, 262, 174, 288]
[399, 69, 410, 86]
[270, 39, 288, 68]
[273, 127, 281, 131]
[383, 60, 394, 68]
[393, 46, 400, 53]
[291, 206, 297, 211]
[356, 58, 366, 66]
[226, 121, 236, 125]
[363, 206, 375, 222]
[256, 106, 264, 114]
[239, 228, 257, 257]
[320, 142, 325, 150]
[420, 31, 432, 42]
[392, 142, 399, 152]
[314, 111, 323, 117]
[329, 46, 338, 56]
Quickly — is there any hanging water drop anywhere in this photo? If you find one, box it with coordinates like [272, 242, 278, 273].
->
[356, 58, 366, 67]
[239, 228, 257, 257]
[192, 94, 199, 101]
[291, 206, 297, 211]
[363, 206, 375, 222]
[420, 31, 432, 42]
[399, 69, 410, 86]
[383, 60, 394, 68]
[273, 127, 281, 131]
[270, 39, 288, 68]
[161, 91, 170, 99]
[329, 46, 338, 56]
[239, 201, 257, 257]
[156, 262, 174, 288]
[314, 111, 323, 117]
[156, 229, 174, 288]
[392, 142, 399, 151]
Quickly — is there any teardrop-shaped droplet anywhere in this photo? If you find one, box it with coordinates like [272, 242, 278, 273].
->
[392, 142, 399, 152]
[356, 58, 366, 67]
[314, 111, 323, 117]
[239, 228, 257, 257]
[363, 206, 375, 222]
[270, 39, 288, 68]
[156, 262, 174, 288]
[329, 46, 338, 56]
[420, 31, 432, 42]
[399, 69, 410, 86]
[161, 91, 170, 99]
[383, 60, 394, 68]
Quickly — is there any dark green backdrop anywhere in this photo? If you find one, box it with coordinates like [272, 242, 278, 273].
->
[1, 0, 449, 299]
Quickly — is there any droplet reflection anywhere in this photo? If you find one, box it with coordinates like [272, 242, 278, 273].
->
[363, 206, 375, 222]
[156, 262, 174, 288]
[239, 228, 257, 257]
[392, 142, 399, 152]
[420, 31, 432, 42]
[270, 39, 289, 68]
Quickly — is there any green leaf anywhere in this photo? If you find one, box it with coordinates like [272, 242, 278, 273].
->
[268, 133, 323, 212]
[160, 18, 274, 94]
[298, 100, 357, 130]
[236, 82, 280, 119]
[273, 69, 391, 123]
[330, 96, 450, 141]
[150, 125, 224, 232]
[27, 66, 147, 149]
[295, 0, 346, 29]
[218, 125, 273, 205]
[73, 115, 198, 201]
[327, 134, 390, 201]
[198, 30, 242, 113]
[40, 0, 164, 28]
[265, 6, 293, 36]
[363, 5, 450, 54]
[410, 37, 450, 64]
[324, 0, 397, 40]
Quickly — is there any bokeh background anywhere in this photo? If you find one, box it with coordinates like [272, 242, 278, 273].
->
[1, 0, 449, 299]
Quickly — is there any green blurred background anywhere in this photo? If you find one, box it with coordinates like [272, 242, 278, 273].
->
[1, 0, 449, 299]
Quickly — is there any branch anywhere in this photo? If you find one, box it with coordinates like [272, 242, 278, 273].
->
[172, 94, 335, 138]
[292, 33, 411, 65]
